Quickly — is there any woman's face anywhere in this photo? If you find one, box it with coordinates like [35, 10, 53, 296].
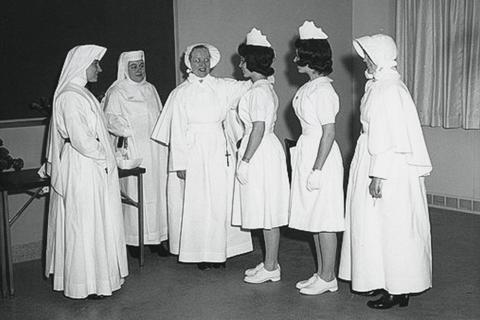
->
[363, 53, 377, 74]
[127, 60, 146, 82]
[189, 47, 211, 78]
[293, 50, 310, 74]
[86, 60, 102, 82]
[238, 57, 252, 78]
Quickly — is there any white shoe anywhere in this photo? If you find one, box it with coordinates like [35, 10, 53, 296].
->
[244, 262, 264, 277]
[295, 273, 318, 289]
[299, 277, 338, 295]
[244, 265, 281, 284]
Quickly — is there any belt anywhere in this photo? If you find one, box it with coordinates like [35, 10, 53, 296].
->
[64, 137, 99, 143]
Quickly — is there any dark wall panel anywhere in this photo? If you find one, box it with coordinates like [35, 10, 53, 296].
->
[0, 0, 176, 119]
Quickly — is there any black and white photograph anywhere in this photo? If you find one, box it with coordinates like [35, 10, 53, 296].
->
[0, 0, 479, 319]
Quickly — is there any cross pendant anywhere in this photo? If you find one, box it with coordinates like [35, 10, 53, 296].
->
[225, 150, 231, 167]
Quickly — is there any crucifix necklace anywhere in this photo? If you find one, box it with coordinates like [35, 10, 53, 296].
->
[222, 122, 231, 167]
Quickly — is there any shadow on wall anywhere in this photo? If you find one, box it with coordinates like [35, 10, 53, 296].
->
[340, 53, 366, 188]
[179, 54, 189, 81]
[282, 37, 305, 140]
[230, 53, 245, 81]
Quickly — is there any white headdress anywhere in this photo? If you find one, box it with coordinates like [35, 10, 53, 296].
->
[298, 21, 328, 40]
[353, 34, 397, 69]
[116, 50, 145, 82]
[246, 28, 271, 47]
[184, 43, 221, 71]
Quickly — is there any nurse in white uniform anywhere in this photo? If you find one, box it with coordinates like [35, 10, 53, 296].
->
[104, 50, 168, 248]
[288, 21, 345, 295]
[338, 34, 432, 309]
[45, 45, 128, 299]
[233, 28, 290, 284]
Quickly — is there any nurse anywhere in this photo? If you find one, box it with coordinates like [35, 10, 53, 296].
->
[288, 21, 345, 295]
[233, 28, 290, 284]
[152, 43, 253, 269]
[104, 50, 168, 249]
[45, 45, 128, 299]
[338, 34, 432, 309]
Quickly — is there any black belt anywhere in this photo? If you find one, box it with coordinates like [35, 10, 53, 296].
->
[64, 137, 99, 143]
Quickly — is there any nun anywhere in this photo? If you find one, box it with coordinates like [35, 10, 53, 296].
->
[151, 43, 252, 269]
[288, 21, 345, 295]
[103, 50, 168, 249]
[45, 45, 128, 299]
[233, 28, 289, 284]
[338, 34, 433, 309]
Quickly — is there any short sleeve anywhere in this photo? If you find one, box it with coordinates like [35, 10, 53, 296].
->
[312, 88, 339, 125]
[249, 89, 271, 122]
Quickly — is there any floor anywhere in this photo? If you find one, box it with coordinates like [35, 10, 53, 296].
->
[1, 208, 479, 320]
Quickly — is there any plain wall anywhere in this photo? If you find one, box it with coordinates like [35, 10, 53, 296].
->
[175, 0, 355, 165]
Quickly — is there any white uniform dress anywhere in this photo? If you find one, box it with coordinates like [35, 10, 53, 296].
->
[288, 77, 344, 232]
[104, 79, 168, 245]
[232, 79, 289, 229]
[338, 69, 433, 294]
[168, 73, 253, 262]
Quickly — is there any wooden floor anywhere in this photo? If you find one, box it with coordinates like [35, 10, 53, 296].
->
[1, 208, 479, 320]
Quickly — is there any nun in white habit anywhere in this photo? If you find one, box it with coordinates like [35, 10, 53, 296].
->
[104, 50, 168, 247]
[338, 34, 432, 309]
[45, 45, 128, 299]
[151, 43, 252, 268]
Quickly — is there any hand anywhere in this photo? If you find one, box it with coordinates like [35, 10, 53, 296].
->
[236, 160, 249, 185]
[369, 177, 383, 198]
[177, 170, 186, 180]
[306, 169, 322, 191]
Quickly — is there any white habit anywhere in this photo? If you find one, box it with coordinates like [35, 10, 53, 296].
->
[104, 50, 168, 245]
[338, 35, 433, 294]
[232, 79, 289, 229]
[45, 45, 128, 299]
[288, 76, 345, 232]
[168, 73, 253, 262]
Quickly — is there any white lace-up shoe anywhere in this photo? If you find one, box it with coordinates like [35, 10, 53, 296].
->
[244, 262, 264, 277]
[299, 276, 338, 295]
[244, 265, 281, 284]
[295, 273, 318, 289]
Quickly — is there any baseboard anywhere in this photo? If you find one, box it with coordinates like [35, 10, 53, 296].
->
[13, 241, 42, 263]
[427, 193, 480, 215]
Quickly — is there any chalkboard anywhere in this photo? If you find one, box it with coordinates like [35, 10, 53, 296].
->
[0, 0, 176, 120]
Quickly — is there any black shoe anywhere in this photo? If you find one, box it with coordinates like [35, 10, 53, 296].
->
[211, 262, 226, 269]
[358, 289, 385, 297]
[157, 242, 171, 257]
[127, 246, 140, 259]
[367, 293, 409, 309]
[197, 262, 211, 270]
[87, 294, 105, 300]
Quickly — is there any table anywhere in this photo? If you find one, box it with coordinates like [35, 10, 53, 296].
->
[0, 167, 146, 297]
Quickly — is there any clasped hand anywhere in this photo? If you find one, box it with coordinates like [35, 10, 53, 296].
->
[369, 177, 383, 198]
